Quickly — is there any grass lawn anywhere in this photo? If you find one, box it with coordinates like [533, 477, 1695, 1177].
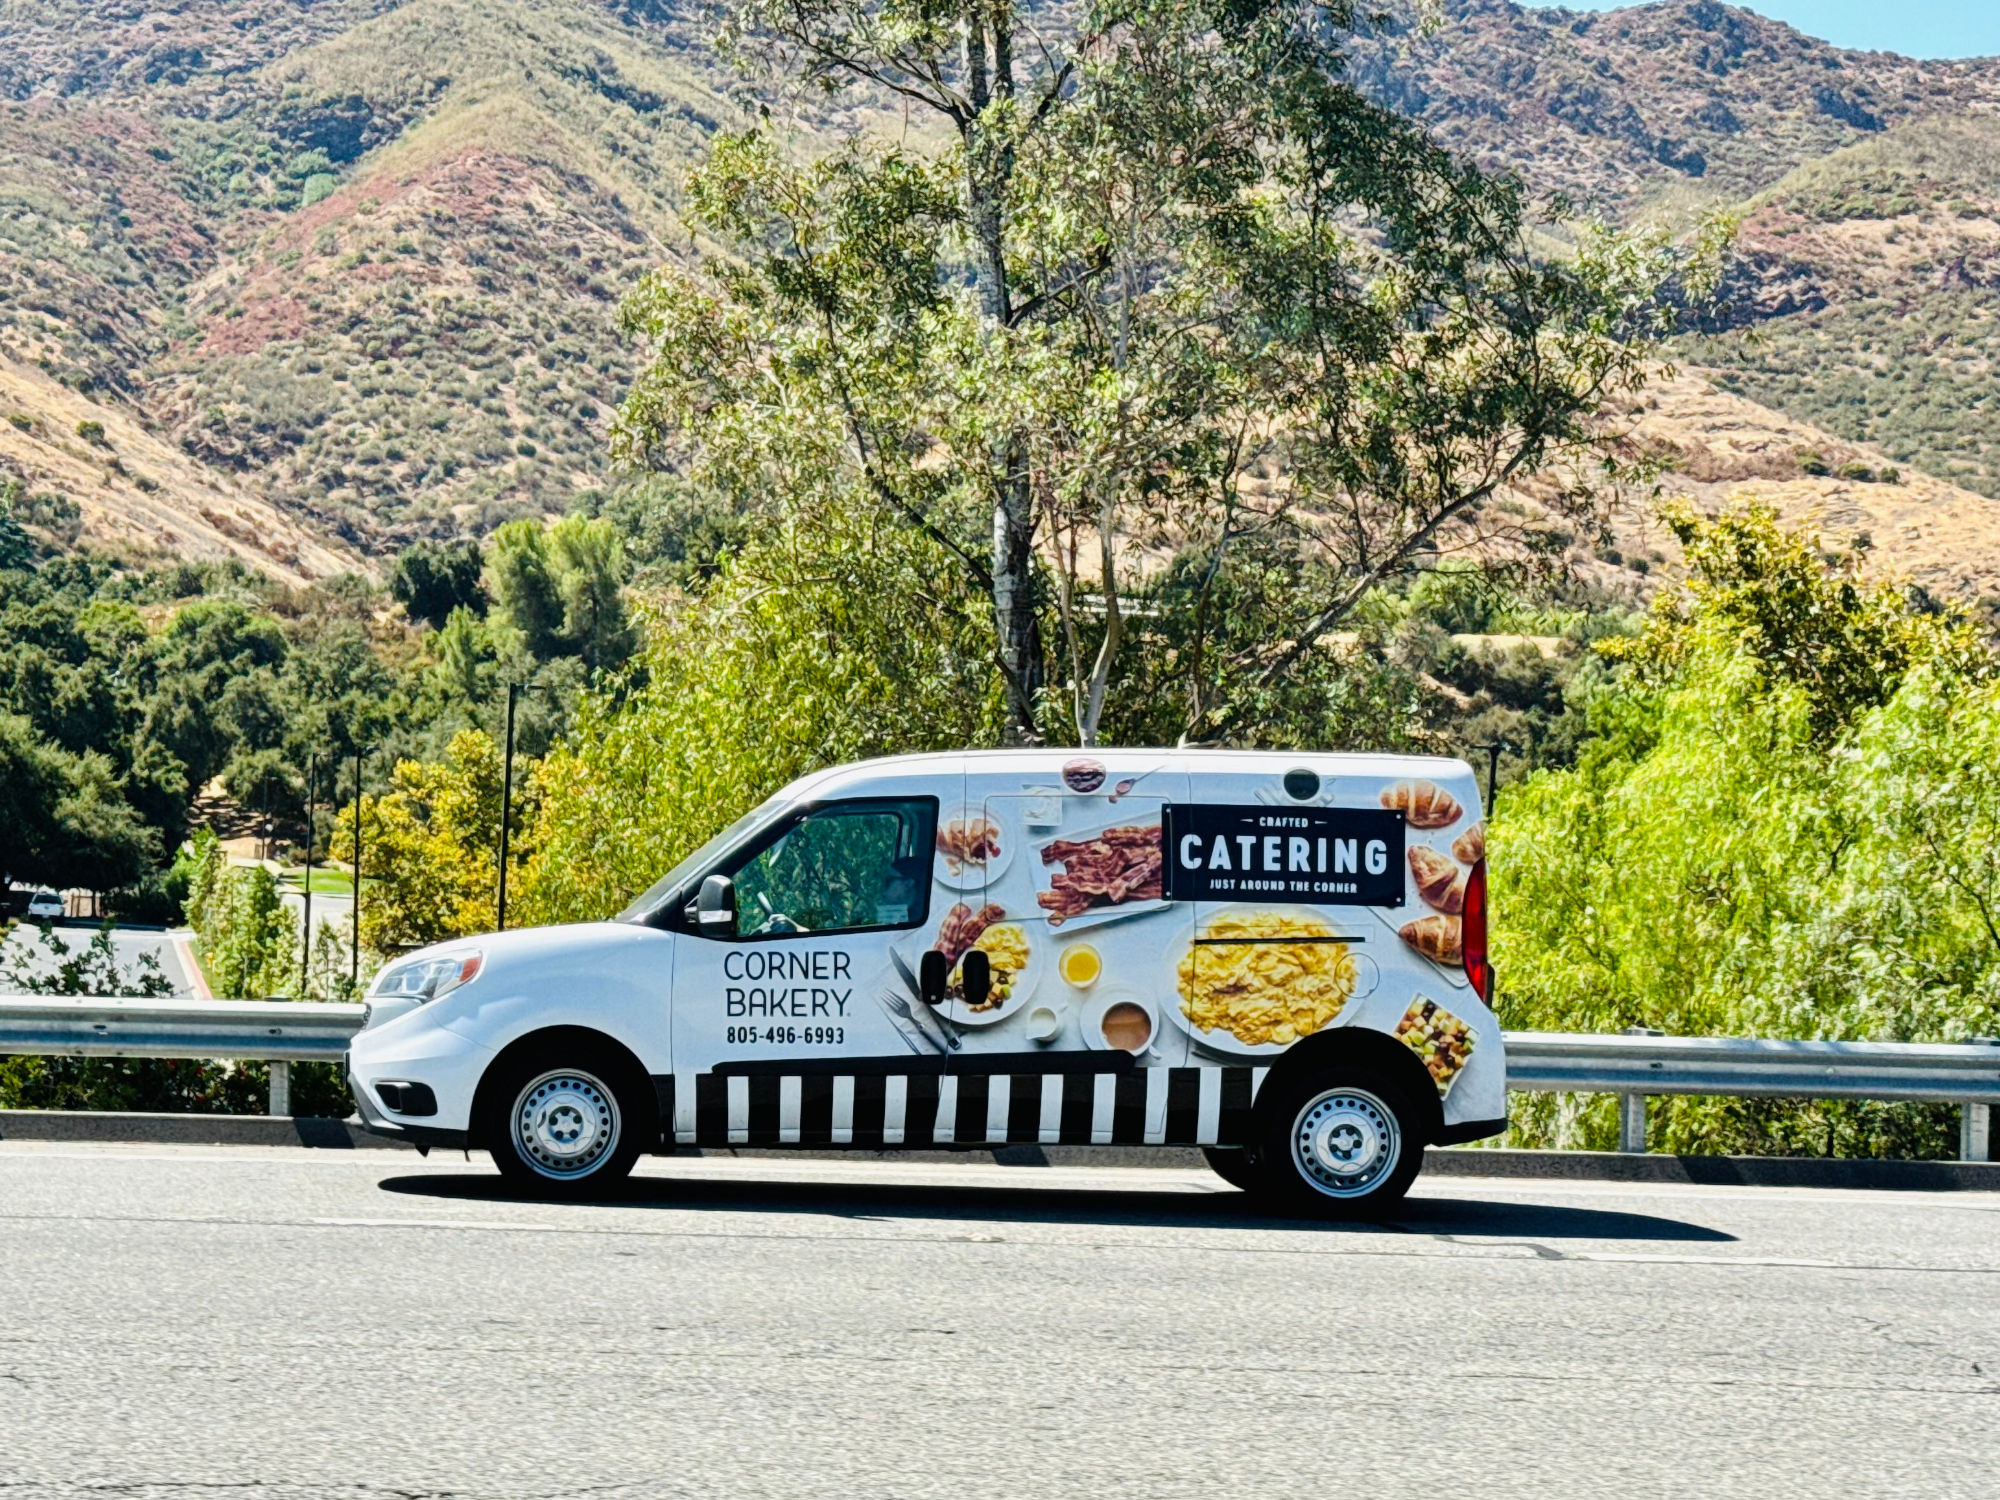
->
[279, 867, 366, 897]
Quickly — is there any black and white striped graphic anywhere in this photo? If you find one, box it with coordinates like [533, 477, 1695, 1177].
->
[659, 1065, 1270, 1149]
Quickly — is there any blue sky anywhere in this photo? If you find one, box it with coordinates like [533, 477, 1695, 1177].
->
[1552, 1, 2000, 59]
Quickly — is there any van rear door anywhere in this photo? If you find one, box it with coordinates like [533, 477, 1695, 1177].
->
[1168, 772, 1401, 1063]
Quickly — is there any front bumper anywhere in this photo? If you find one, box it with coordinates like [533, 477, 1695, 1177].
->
[348, 1065, 471, 1152]
[346, 1010, 497, 1148]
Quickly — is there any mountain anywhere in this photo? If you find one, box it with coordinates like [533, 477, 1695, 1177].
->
[1342, 0, 2000, 600]
[3, 0, 2000, 602]
[1347, 0, 2000, 214]
[0, 0, 758, 575]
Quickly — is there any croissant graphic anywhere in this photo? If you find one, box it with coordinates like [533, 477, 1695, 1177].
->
[1452, 821, 1485, 866]
[1380, 779, 1462, 829]
[1399, 914, 1463, 967]
[1408, 846, 1466, 914]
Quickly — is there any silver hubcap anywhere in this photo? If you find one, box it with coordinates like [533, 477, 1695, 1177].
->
[1292, 1088, 1400, 1199]
[513, 1070, 620, 1180]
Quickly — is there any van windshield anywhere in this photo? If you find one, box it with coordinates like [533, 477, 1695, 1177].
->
[613, 797, 795, 925]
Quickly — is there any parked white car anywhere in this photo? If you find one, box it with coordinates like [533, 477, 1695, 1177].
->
[25, 890, 64, 920]
[347, 749, 1503, 1213]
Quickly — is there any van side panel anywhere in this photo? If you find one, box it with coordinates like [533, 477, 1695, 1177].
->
[657, 751, 1503, 1148]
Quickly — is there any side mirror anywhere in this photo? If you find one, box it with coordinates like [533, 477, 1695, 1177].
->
[961, 949, 991, 1008]
[919, 949, 948, 1006]
[692, 874, 736, 932]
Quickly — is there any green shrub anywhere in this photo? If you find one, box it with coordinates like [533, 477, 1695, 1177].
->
[1494, 506, 1997, 1158]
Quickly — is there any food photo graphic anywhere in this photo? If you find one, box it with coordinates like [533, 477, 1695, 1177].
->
[1384, 779, 1480, 978]
[891, 763, 1482, 1064]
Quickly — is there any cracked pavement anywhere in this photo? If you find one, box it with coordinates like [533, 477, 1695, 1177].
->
[2, 1142, 1998, 1497]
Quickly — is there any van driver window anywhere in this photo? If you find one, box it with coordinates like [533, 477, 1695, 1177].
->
[728, 801, 934, 937]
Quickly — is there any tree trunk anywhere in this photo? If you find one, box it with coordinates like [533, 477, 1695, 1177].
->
[961, 3, 1042, 742]
[992, 444, 1042, 738]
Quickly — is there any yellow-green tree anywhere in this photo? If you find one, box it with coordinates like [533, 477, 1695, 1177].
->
[1495, 503, 1998, 1158]
[335, 730, 533, 953]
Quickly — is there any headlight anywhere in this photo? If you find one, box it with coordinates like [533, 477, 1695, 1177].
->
[368, 951, 483, 1005]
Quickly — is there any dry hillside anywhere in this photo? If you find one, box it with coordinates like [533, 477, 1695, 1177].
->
[1, 0, 1998, 598]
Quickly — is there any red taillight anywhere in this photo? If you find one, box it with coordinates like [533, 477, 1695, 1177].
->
[1462, 858, 1492, 1003]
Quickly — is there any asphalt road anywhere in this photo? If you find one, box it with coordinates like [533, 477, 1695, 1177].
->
[1, 1145, 1997, 1498]
[0, 924, 197, 996]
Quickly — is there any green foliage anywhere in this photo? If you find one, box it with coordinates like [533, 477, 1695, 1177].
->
[333, 730, 524, 953]
[183, 827, 300, 999]
[628, 0, 1721, 744]
[390, 539, 487, 629]
[0, 921, 348, 1115]
[484, 515, 634, 670]
[0, 923, 172, 1000]
[1495, 506, 1998, 1157]
[485, 519, 566, 658]
[1605, 503, 1982, 741]
[519, 505, 1003, 925]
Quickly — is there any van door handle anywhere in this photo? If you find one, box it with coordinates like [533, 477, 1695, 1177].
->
[918, 949, 948, 1006]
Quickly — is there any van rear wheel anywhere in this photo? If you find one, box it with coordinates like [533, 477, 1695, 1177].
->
[485, 1049, 646, 1195]
[1255, 1067, 1424, 1218]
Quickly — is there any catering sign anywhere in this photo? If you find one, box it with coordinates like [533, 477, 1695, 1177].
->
[1164, 803, 1405, 906]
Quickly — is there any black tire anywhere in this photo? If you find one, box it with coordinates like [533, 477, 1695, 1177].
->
[1201, 1145, 1265, 1192]
[484, 1046, 649, 1196]
[1252, 1065, 1425, 1218]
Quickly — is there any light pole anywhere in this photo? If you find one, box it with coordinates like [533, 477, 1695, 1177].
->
[498, 681, 518, 932]
[350, 746, 365, 991]
[1470, 740, 1513, 815]
[299, 756, 315, 996]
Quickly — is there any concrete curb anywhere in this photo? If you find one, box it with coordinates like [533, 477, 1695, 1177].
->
[1425, 1146, 2000, 1192]
[0, 1110, 404, 1149]
[3, 1110, 1997, 1189]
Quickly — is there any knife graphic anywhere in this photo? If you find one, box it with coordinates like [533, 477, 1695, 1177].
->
[889, 946, 960, 1051]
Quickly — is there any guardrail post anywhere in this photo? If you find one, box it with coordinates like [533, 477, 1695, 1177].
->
[268, 1060, 290, 1118]
[1618, 1092, 1647, 1154]
[1616, 1026, 1661, 1153]
[1964, 1039, 2000, 1163]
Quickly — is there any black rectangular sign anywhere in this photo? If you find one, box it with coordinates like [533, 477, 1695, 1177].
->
[1163, 804, 1405, 906]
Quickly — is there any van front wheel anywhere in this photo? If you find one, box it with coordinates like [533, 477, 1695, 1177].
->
[1256, 1068, 1423, 1217]
[486, 1053, 645, 1194]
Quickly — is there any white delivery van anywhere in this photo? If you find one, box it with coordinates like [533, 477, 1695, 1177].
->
[347, 750, 1503, 1213]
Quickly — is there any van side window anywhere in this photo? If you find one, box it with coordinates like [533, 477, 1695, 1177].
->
[727, 799, 936, 938]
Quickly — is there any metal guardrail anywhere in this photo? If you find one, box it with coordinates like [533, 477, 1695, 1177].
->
[1508, 1029, 2000, 1160]
[0, 996, 364, 1116]
[0, 997, 1994, 1159]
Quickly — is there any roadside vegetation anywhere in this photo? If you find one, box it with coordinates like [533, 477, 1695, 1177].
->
[5, 0, 1998, 1157]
